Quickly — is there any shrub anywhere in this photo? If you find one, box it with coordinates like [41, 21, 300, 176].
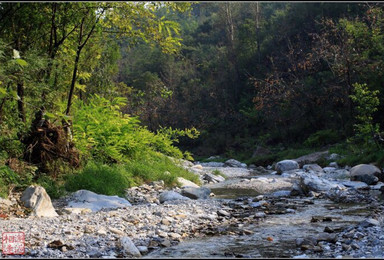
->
[0, 165, 19, 198]
[36, 175, 67, 199]
[65, 152, 200, 197]
[65, 161, 134, 197]
[349, 83, 381, 147]
[73, 95, 199, 164]
[304, 129, 340, 147]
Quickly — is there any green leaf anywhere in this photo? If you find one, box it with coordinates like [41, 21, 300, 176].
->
[44, 112, 56, 118]
[16, 59, 28, 67]
[0, 87, 6, 95]
[10, 90, 18, 99]
[75, 83, 87, 92]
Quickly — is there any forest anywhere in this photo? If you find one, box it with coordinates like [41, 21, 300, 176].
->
[1, 2, 384, 198]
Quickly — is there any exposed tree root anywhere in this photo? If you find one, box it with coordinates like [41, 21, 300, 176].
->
[21, 112, 80, 175]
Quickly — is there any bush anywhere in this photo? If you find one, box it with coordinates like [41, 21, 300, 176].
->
[65, 161, 134, 197]
[36, 175, 67, 199]
[349, 83, 381, 147]
[0, 165, 20, 198]
[304, 129, 341, 147]
[73, 95, 199, 164]
[65, 152, 200, 197]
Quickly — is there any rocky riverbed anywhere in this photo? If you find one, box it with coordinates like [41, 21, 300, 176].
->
[1, 153, 384, 258]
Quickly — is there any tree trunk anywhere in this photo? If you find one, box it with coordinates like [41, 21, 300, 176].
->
[17, 82, 26, 123]
[66, 49, 81, 116]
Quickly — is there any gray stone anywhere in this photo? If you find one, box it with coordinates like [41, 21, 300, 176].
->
[316, 233, 337, 243]
[300, 174, 343, 193]
[250, 200, 267, 208]
[323, 167, 337, 174]
[181, 187, 211, 200]
[269, 190, 291, 197]
[20, 185, 58, 217]
[67, 190, 131, 212]
[303, 164, 323, 173]
[159, 191, 190, 204]
[329, 162, 339, 168]
[341, 181, 369, 189]
[176, 177, 199, 188]
[137, 246, 148, 254]
[118, 236, 141, 257]
[217, 210, 231, 217]
[328, 153, 341, 160]
[225, 159, 247, 168]
[199, 162, 225, 167]
[0, 197, 12, 207]
[62, 207, 92, 215]
[324, 169, 350, 180]
[294, 151, 329, 166]
[203, 173, 225, 183]
[359, 218, 380, 228]
[275, 160, 299, 174]
[371, 182, 384, 190]
[350, 164, 382, 185]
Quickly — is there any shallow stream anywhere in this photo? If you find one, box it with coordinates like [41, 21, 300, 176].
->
[146, 177, 379, 258]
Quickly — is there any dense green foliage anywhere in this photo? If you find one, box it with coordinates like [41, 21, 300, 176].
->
[116, 2, 384, 165]
[0, 2, 199, 198]
[1, 2, 384, 198]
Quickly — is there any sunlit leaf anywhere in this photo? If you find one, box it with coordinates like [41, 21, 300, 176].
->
[16, 59, 28, 67]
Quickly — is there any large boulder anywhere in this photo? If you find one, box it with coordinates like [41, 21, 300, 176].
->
[350, 164, 382, 185]
[275, 160, 299, 174]
[303, 164, 323, 173]
[159, 191, 190, 204]
[299, 174, 344, 194]
[225, 159, 247, 168]
[67, 190, 132, 212]
[203, 173, 225, 183]
[181, 187, 211, 200]
[20, 185, 58, 217]
[177, 177, 199, 188]
[294, 151, 329, 167]
[323, 169, 350, 180]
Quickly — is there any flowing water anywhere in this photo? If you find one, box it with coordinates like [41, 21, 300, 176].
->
[146, 178, 378, 258]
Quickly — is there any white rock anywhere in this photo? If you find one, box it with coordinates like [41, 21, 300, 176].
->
[225, 159, 247, 168]
[159, 191, 190, 204]
[0, 197, 12, 207]
[20, 186, 58, 217]
[275, 160, 299, 174]
[303, 164, 323, 173]
[67, 190, 131, 212]
[62, 207, 92, 215]
[118, 236, 141, 257]
[137, 246, 148, 254]
[350, 164, 382, 185]
[177, 177, 199, 188]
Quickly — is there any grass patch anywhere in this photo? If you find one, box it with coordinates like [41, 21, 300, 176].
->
[330, 142, 384, 168]
[36, 175, 67, 199]
[0, 164, 35, 198]
[212, 169, 226, 179]
[0, 177, 8, 198]
[65, 151, 200, 197]
[65, 162, 134, 197]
